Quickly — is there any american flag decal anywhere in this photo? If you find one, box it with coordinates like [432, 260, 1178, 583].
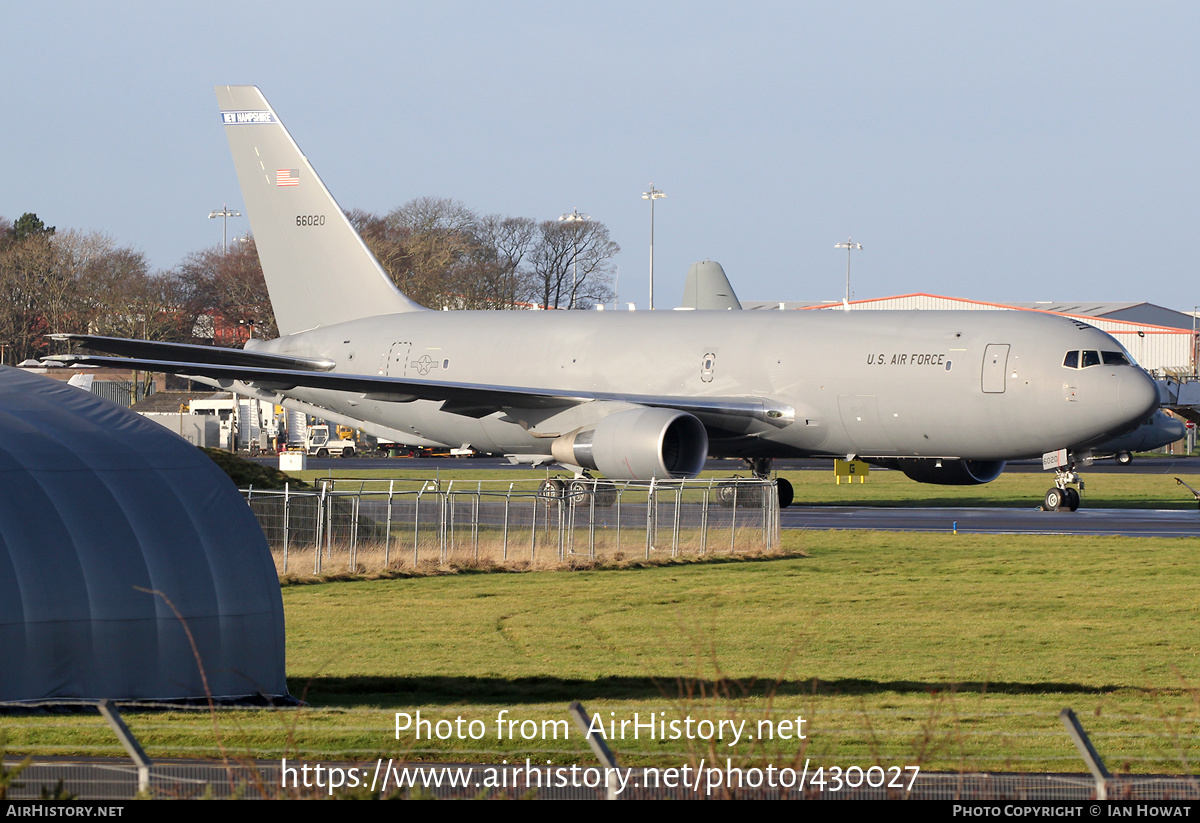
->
[276, 169, 300, 187]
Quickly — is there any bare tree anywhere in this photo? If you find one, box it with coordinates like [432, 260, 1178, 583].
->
[0, 230, 56, 362]
[0, 224, 160, 361]
[176, 237, 277, 343]
[530, 219, 619, 309]
[347, 208, 413, 290]
[475, 214, 537, 308]
[0, 198, 623, 368]
[384, 197, 482, 308]
[69, 234, 186, 343]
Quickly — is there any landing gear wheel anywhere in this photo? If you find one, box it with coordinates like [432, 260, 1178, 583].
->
[593, 480, 618, 508]
[1063, 487, 1080, 511]
[567, 478, 592, 506]
[1115, 451, 1132, 466]
[776, 477, 794, 509]
[717, 483, 762, 507]
[1041, 451, 1087, 512]
[538, 478, 564, 499]
[1044, 487, 1064, 511]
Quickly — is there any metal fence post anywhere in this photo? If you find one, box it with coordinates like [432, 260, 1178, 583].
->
[530, 485, 538, 563]
[729, 483, 738, 554]
[350, 484, 362, 570]
[645, 479, 655, 559]
[1060, 707, 1111, 800]
[588, 483, 596, 559]
[615, 483, 622, 553]
[503, 483, 512, 561]
[97, 700, 151, 797]
[314, 482, 326, 574]
[282, 483, 290, 573]
[474, 481, 481, 562]
[325, 487, 334, 567]
[440, 482, 450, 564]
[672, 483, 682, 556]
[385, 479, 394, 567]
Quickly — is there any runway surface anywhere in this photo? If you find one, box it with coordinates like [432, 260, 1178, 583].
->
[782, 505, 1200, 537]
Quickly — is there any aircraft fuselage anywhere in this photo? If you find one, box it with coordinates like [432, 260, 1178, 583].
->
[248, 307, 1157, 461]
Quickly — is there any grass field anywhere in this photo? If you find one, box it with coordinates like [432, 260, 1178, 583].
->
[7, 521, 1200, 775]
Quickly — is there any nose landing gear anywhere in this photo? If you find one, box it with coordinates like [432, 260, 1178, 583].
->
[1042, 451, 1084, 512]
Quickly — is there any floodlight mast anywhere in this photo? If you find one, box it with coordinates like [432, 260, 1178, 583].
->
[208, 204, 242, 252]
[1193, 305, 1198, 378]
[558, 209, 590, 309]
[642, 185, 666, 310]
[835, 237, 863, 304]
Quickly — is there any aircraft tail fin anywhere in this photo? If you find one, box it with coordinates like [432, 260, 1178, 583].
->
[681, 261, 742, 310]
[215, 86, 425, 335]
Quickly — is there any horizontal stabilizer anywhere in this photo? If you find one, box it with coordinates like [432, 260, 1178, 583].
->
[48, 334, 336, 372]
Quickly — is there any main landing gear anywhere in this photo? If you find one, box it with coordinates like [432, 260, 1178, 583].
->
[1042, 457, 1083, 512]
[745, 457, 794, 509]
[539, 475, 617, 507]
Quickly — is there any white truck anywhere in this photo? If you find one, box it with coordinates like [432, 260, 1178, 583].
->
[305, 424, 356, 457]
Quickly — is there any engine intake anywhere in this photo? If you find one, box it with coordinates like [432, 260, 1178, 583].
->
[551, 407, 708, 480]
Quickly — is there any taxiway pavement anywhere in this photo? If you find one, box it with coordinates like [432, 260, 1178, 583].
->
[781, 505, 1200, 537]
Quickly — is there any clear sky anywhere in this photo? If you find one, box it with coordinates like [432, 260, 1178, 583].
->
[4, 2, 1197, 309]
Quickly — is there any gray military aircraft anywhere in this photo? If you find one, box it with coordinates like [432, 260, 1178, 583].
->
[680, 262, 1186, 470]
[1089, 410, 1186, 464]
[48, 85, 1160, 511]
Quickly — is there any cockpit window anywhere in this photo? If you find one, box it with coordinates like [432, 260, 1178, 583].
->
[1064, 349, 1133, 369]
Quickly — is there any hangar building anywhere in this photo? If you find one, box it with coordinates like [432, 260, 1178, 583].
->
[0, 367, 287, 703]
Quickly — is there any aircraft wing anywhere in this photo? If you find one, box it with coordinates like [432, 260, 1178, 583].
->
[44, 349, 794, 431]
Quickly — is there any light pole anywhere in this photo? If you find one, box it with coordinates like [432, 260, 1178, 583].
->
[1193, 305, 1198, 378]
[558, 209, 590, 309]
[208, 204, 242, 252]
[835, 237, 863, 303]
[642, 185, 665, 309]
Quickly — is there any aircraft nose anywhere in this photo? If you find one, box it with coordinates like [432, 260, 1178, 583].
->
[1117, 369, 1159, 423]
[1162, 415, 1187, 441]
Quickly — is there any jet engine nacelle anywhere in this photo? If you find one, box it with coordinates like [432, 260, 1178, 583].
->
[884, 458, 1007, 485]
[551, 407, 709, 480]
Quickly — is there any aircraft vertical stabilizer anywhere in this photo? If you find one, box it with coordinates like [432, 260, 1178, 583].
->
[681, 261, 742, 310]
[215, 85, 425, 334]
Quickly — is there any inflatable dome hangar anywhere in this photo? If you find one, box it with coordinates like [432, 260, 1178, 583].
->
[0, 367, 287, 703]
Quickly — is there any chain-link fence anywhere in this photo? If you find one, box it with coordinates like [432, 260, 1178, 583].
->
[242, 476, 781, 573]
[8, 758, 1200, 800]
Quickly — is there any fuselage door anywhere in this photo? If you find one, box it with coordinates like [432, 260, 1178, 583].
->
[981, 344, 1010, 394]
[385, 341, 412, 377]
